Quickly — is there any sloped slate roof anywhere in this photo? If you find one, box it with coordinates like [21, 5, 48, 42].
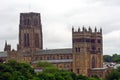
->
[35, 48, 72, 55]
[0, 52, 7, 57]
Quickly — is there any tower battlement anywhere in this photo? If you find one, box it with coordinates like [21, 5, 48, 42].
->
[72, 26, 102, 34]
[19, 12, 41, 28]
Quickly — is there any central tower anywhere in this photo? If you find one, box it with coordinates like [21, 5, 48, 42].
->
[18, 12, 43, 51]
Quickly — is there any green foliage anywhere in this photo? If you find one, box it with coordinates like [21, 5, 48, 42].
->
[0, 72, 13, 80]
[103, 54, 120, 63]
[77, 75, 89, 80]
[112, 54, 120, 62]
[105, 66, 120, 80]
[0, 60, 35, 80]
[0, 60, 101, 80]
[37, 61, 56, 68]
[89, 77, 99, 80]
[91, 75, 100, 80]
[103, 55, 112, 62]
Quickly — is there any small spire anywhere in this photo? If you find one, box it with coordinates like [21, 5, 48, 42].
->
[72, 27, 74, 32]
[82, 25, 85, 31]
[5, 40, 7, 46]
[4, 40, 7, 51]
[78, 27, 80, 32]
[5, 40, 7, 45]
[89, 26, 92, 32]
[95, 27, 97, 32]
[100, 27, 102, 33]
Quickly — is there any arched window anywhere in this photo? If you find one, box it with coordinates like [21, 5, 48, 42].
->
[24, 33, 30, 47]
[35, 33, 39, 48]
[92, 56, 95, 68]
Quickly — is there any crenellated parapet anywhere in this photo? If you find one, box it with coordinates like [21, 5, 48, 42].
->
[72, 26, 102, 34]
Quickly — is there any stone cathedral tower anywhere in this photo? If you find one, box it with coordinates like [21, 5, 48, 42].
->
[72, 27, 103, 76]
[18, 12, 43, 51]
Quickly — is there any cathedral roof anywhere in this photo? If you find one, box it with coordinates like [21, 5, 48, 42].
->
[35, 48, 72, 55]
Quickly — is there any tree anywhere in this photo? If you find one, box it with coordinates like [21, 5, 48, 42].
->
[112, 54, 120, 62]
[36, 61, 56, 68]
[105, 69, 120, 80]
[0, 72, 13, 80]
[0, 60, 35, 80]
[77, 75, 89, 80]
[103, 55, 112, 62]
[103, 54, 120, 63]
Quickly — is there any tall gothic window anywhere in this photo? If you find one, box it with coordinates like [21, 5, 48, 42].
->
[24, 33, 30, 47]
[78, 47, 80, 52]
[75, 47, 77, 52]
[92, 56, 95, 68]
[77, 69, 80, 74]
[35, 33, 39, 48]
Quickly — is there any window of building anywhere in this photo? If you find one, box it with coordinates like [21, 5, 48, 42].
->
[24, 33, 30, 47]
[87, 47, 90, 52]
[98, 48, 101, 52]
[78, 47, 80, 52]
[60, 56, 63, 59]
[86, 39, 90, 42]
[47, 56, 49, 60]
[24, 19, 30, 25]
[92, 56, 95, 68]
[67, 55, 69, 59]
[75, 47, 77, 52]
[97, 39, 101, 43]
[92, 46, 96, 51]
[34, 56, 38, 60]
[91, 39, 95, 43]
[73, 38, 85, 43]
[39, 56, 42, 60]
[67, 65, 69, 68]
[77, 69, 80, 74]
[53, 56, 55, 60]
[35, 33, 39, 48]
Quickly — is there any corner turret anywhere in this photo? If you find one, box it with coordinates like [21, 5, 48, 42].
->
[4, 41, 11, 52]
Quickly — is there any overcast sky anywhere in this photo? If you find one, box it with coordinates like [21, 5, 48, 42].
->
[0, 0, 120, 55]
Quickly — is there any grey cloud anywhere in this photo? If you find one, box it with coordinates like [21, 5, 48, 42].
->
[86, 0, 120, 6]
[0, 0, 120, 54]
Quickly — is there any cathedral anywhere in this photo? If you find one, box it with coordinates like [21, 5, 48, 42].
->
[0, 12, 109, 78]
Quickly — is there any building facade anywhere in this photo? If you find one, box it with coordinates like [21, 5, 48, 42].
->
[72, 27, 103, 76]
[0, 12, 108, 78]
